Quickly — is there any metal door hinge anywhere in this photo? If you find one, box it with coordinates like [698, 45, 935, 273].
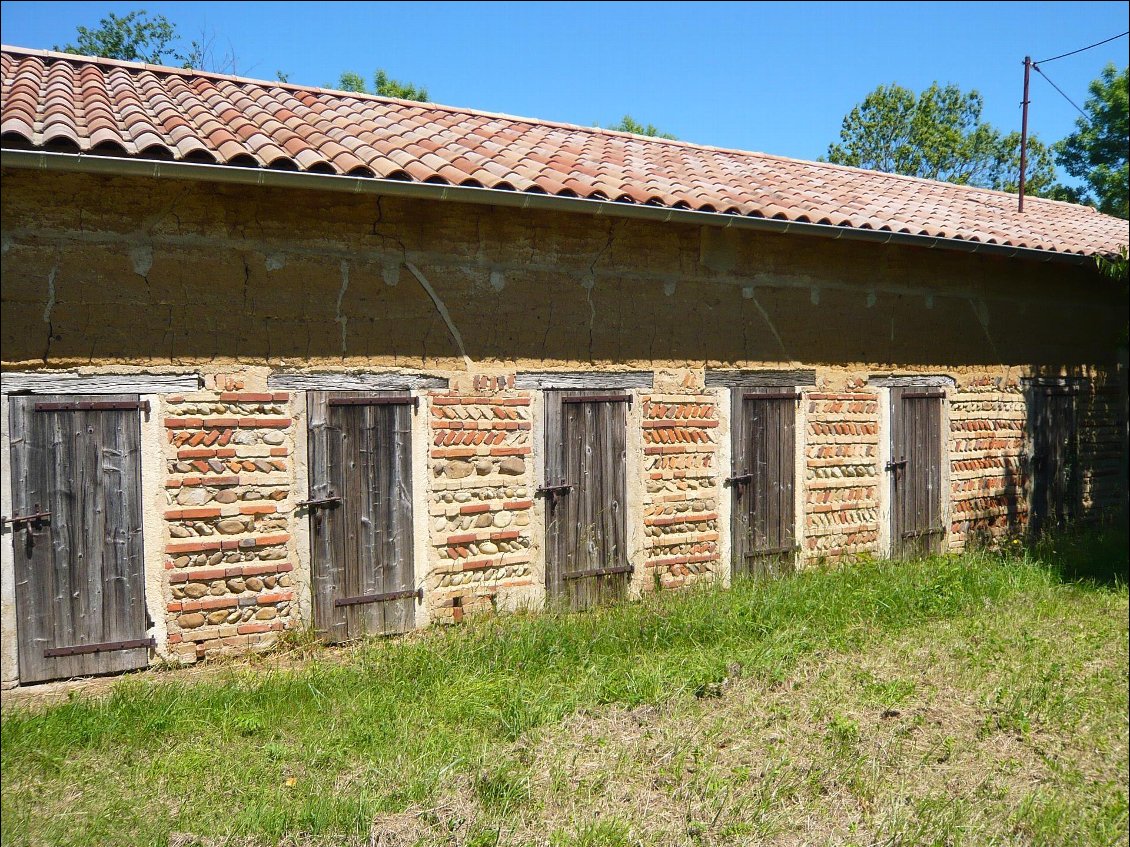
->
[335, 587, 423, 607]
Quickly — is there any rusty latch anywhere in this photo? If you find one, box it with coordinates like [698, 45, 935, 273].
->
[296, 495, 342, 509]
[535, 484, 573, 498]
[885, 459, 908, 472]
[725, 473, 753, 486]
[1, 504, 51, 531]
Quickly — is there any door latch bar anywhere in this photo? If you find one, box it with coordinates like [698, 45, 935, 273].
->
[1, 504, 51, 531]
[297, 495, 342, 509]
[885, 460, 908, 472]
[535, 484, 573, 498]
[725, 473, 753, 486]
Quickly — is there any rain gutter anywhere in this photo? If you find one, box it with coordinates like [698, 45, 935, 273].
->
[1, 148, 1093, 266]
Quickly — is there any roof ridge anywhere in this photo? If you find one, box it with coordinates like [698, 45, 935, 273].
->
[0, 44, 1094, 211]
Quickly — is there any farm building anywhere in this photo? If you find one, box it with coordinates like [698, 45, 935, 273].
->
[1, 46, 1127, 687]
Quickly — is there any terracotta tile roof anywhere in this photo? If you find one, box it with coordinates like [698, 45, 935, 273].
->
[3, 46, 1127, 257]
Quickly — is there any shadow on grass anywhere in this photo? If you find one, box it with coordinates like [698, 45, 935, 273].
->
[1026, 520, 1129, 587]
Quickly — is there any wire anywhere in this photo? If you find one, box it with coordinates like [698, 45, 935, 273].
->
[1031, 63, 1091, 122]
[1035, 31, 1128, 64]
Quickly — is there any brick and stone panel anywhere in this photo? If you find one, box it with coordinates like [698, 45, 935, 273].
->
[949, 380, 1028, 548]
[162, 389, 297, 660]
[803, 390, 880, 558]
[640, 394, 721, 589]
[1078, 379, 1125, 517]
[428, 377, 534, 622]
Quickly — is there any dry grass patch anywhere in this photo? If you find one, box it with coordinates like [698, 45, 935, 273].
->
[499, 589, 1128, 846]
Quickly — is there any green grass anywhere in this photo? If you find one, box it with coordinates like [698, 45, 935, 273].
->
[2, 529, 1127, 846]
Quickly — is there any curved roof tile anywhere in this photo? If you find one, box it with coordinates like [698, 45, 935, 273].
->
[1, 45, 1126, 256]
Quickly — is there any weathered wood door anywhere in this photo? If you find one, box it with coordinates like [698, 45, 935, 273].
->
[306, 392, 417, 643]
[543, 390, 631, 610]
[1028, 385, 1079, 534]
[729, 389, 797, 577]
[7, 395, 150, 684]
[888, 387, 946, 557]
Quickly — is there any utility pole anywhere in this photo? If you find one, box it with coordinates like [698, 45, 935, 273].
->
[1018, 55, 1031, 213]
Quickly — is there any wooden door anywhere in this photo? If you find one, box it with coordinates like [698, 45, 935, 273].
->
[7, 395, 150, 684]
[307, 392, 417, 643]
[543, 390, 631, 611]
[729, 389, 797, 577]
[889, 388, 946, 557]
[1028, 385, 1079, 534]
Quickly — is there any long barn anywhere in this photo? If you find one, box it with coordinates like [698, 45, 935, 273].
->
[1, 46, 1126, 686]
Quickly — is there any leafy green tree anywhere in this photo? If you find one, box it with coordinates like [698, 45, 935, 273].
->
[56, 9, 181, 65]
[609, 114, 676, 140]
[824, 82, 1058, 196]
[1055, 64, 1129, 219]
[336, 70, 429, 101]
[56, 10, 240, 73]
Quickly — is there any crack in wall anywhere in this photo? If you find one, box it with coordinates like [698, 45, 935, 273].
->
[41, 261, 58, 363]
[969, 297, 1002, 364]
[583, 221, 616, 360]
[335, 260, 350, 356]
[747, 288, 790, 360]
[405, 261, 471, 368]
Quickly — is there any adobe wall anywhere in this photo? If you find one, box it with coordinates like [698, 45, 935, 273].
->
[1, 169, 1126, 683]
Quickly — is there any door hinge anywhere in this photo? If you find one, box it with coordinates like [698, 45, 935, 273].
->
[335, 587, 423, 607]
[44, 636, 154, 658]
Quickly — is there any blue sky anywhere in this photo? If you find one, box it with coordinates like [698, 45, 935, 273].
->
[1, 1, 1126, 171]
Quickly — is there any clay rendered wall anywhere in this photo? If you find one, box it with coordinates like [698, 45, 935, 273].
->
[1, 168, 1126, 684]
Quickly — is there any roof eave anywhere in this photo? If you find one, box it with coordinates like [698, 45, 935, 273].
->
[0, 148, 1097, 266]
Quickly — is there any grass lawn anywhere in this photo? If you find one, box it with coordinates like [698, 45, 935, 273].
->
[1, 531, 1127, 847]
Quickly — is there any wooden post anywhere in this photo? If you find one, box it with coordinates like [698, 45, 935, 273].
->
[1019, 56, 1032, 213]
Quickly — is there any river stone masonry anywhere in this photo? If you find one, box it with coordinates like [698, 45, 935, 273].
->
[428, 375, 535, 623]
[640, 392, 721, 589]
[161, 386, 297, 661]
[948, 377, 1028, 548]
[803, 385, 880, 559]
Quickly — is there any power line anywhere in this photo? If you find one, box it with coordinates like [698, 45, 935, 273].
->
[1031, 63, 1091, 122]
[1036, 31, 1128, 64]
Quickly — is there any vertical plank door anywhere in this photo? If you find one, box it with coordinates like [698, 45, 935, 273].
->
[7, 395, 149, 684]
[889, 388, 946, 558]
[306, 392, 417, 643]
[1028, 385, 1079, 535]
[543, 390, 630, 611]
[729, 389, 797, 577]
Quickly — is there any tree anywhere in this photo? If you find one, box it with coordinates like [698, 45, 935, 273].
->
[56, 9, 180, 65]
[56, 9, 241, 73]
[336, 70, 429, 101]
[824, 82, 1058, 196]
[1055, 64, 1129, 219]
[609, 115, 676, 140]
